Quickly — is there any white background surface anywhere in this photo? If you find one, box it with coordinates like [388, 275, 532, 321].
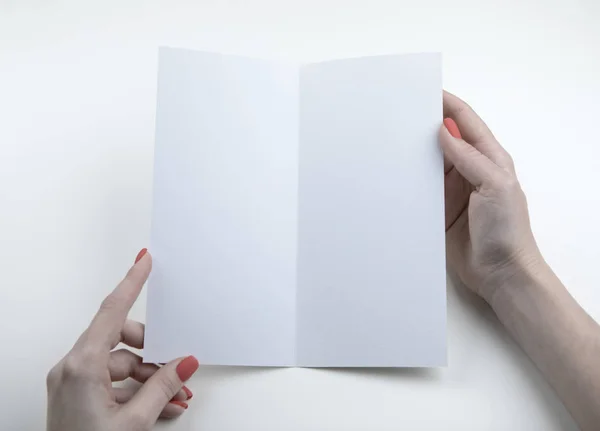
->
[1, 0, 599, 430]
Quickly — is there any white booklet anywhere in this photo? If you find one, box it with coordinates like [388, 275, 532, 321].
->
[143, 47, 446, 367]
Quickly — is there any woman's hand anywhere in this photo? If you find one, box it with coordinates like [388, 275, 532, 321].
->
[441, 91, 542, 304]
[441, 92, 600, 431]
[46, 249, 199, 431]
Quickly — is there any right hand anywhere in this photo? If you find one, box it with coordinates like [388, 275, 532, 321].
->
[440, 91, 543, 304]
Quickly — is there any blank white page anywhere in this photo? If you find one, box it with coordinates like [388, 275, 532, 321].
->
[144, 48, 299, 365]
[145, 49, 445, 367]
[296, 54, 446, 367]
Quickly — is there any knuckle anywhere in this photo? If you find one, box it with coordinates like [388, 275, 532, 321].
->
[99, 293, 121, 313]
[80, 345, 102, 363]
[491, 172, 520, 195]
[501, 154, 516, 172]
[61, 347, 101, 380]
[62, 354, 87, 379]
[156, 372, 180, 401]
[501, 175, 520, 193]
[46, 365, 62, 387]
[505, 153, 515, 168]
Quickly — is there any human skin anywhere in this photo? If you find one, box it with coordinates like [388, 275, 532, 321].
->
[441, 91, 600, 431]
[46, 249, 199, 431]
[46, 92, 600, 431]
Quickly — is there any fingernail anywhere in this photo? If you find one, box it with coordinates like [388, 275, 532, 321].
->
[176, 356, 199, 382]
[443, 118, 462, 139]
[182, 386, 193, 400]
[134, 248, 147, 263]
[170, 400, 188, 409]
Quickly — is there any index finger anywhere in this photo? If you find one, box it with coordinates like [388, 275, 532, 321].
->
[443, 91, 495, 145]
[82, 249, 152, 351]
[443, 91, 513, 171]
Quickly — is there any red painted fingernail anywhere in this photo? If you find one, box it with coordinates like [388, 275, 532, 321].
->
[134, 248, 147, 263]
[182, 386, 193, 399]
[443, 118, 462, 139]
[170, 400, 188, 409]
[176, 356, 199, 382]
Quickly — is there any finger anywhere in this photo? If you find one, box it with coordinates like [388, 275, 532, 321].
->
[110, 320, 145, 350]
[443, 153, 453, 174]
[112, 384, 190, 405]
[125, 355, 199, 424]
[443, 91, 513, 170]
[444, 166, 472, 231]
[113, 388, 187, 418]
[443, 116, 462, 174]
[113, 386, 137, 403]
[113, 386, 189, 403]
[445, 208, 470, 277]
[109, 349, 157, 382]
[160, 401, 189, 418]
[439, 123, 502, 188]
[86, 250, 152, 350]
[443, 91, 493, 142]
[109, 350, 191, 400]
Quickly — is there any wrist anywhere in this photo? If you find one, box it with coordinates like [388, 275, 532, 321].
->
[482, 250, 553, 311]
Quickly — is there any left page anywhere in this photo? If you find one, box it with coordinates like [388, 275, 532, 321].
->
[144, 48, 299, 365]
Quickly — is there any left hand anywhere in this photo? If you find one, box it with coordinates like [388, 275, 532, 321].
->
[46, 249, 199, 431]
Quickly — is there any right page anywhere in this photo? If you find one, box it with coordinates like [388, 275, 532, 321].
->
[296, 54, 446, 367]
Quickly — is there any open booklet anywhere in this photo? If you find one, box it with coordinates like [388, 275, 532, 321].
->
[143, 47, 446, 367]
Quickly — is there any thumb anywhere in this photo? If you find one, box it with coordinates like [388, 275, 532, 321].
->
[125, 355, 199, 425]
[439, 118, 501, 188]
